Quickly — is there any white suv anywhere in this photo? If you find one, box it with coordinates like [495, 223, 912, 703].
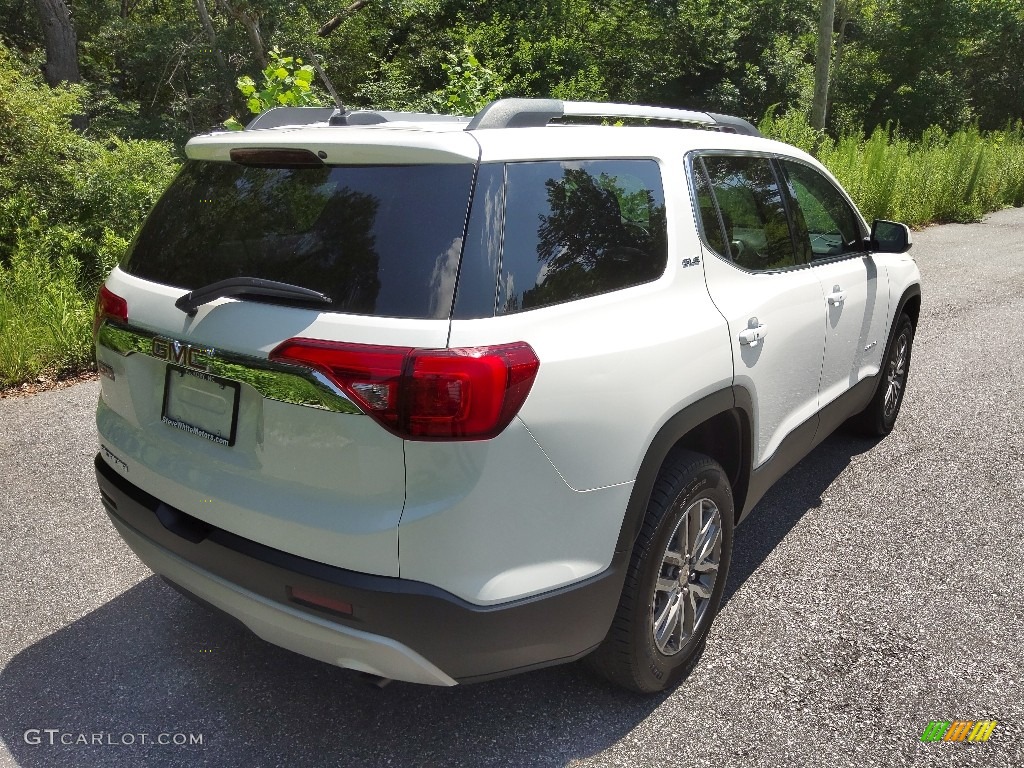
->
[94, 98, 921, 693]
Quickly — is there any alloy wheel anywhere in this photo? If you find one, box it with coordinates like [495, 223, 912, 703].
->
[651, 497, 722, 656]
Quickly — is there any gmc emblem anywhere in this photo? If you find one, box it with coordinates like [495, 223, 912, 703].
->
[152, 336, 213, 372]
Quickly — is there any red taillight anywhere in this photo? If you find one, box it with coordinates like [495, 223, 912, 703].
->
[93, 285, 128, 339]
[269, 339, 540, 441]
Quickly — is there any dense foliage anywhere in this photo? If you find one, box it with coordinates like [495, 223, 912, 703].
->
[0, 1, 1022, 386]
[4, 0, 1023, 143]
[0, 42, 177, 386]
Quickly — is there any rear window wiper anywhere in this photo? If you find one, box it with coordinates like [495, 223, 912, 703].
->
[175, 277, 333, 316]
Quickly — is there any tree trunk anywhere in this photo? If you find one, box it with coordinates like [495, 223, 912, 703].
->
[811, 0, 836, 131]
[194, 0, 232, 112]
[216, 0, 267, 69]
[826, 0, 860, 132]
[195, 0, 228, 72]
[238, 13, 267, 70]
[318, 0, 371, 37]
[32, 0, 80, 86]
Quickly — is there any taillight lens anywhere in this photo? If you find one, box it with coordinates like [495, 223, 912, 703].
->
[269, 339, 540, 441]
[93, 285, 128, 339]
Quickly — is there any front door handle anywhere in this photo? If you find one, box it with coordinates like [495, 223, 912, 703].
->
[827, 284, 847, 306]
[738, 320, 768, 347]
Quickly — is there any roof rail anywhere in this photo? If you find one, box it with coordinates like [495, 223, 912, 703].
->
[244, 105, 471, 130]
[465, 98, 761, 136]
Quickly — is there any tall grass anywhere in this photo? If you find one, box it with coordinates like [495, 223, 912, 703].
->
[761, 111, 1024, 226]
[0, 253, 93, 389]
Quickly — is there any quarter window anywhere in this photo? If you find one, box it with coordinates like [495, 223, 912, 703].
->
[496, 160, 667, 314]
[692, 159, 728, 257]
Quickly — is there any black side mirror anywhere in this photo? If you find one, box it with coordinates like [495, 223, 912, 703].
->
[870, 219, 912, 253]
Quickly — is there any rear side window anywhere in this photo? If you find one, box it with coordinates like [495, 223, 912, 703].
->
[495, 160, 667, 315]
[122, 161, 476, 319]
[699, 155, 799, 271]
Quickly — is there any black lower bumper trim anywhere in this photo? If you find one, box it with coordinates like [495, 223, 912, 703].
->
[95, 454, 625, 683]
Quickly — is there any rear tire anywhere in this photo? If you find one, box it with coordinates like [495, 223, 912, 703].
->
[585, 449, 734, 693]
[850, 313, 914, 437]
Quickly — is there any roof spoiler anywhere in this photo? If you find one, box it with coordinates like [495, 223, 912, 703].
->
[244, 106, 470, 130]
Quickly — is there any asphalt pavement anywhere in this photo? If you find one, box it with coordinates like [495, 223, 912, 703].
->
[1, 208, 1022, 767]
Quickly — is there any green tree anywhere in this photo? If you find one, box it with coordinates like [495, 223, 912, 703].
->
[224, 47, 325, 128]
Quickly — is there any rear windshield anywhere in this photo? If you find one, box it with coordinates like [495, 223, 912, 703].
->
[121, 160, 476, 319]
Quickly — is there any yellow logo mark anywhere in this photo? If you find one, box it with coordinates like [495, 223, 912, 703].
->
[968, 720, 997, 742]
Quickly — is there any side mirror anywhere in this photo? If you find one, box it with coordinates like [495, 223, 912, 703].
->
[870, 219, 912, 253]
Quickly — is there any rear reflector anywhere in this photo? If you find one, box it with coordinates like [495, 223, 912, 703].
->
[94, 285, 128, 340]
[287, 586, 354, 617]
[269, 339, 540, 441]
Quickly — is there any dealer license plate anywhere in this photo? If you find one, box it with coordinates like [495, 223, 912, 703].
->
[161, 365, 240, 446]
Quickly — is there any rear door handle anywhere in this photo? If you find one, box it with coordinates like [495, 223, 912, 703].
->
[738, 321, 767, 347]
[827, 285, 847, 306]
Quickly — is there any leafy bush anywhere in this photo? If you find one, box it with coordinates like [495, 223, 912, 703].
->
[0, 42, 178, 387]
[224, 48, 326, 129]
[436, 47, 505, 115]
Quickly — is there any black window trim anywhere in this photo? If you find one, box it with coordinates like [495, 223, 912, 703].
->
[769, 156, 811, 265]
[449, 160, 503, 320]
[443, 159, 484, 321]
[692, 156, 730, 261]
[490, 161, 509, 317]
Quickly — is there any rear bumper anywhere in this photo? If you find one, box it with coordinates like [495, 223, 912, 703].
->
[95, 454, 625, 684]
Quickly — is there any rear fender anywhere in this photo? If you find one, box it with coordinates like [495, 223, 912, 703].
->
[615, 387, 753, 553]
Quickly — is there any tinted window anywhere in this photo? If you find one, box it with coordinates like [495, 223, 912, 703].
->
[701, 155, 799, 271]
[497, 160, 667, 314]
[780, 160, 865, 259]
[122, 161, 475, 319]
[452, 163, 504, 319]
[692, 158, 728, 256]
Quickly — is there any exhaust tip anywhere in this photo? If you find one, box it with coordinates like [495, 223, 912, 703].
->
[358, 672, 392, 689]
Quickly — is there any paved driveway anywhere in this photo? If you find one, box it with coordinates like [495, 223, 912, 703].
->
[1, 209, 1022, 767]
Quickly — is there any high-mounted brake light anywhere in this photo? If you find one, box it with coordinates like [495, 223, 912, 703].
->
[229, 148, 324, 168]
[269, 339, 540, 441]
[93, 285, 128, 339]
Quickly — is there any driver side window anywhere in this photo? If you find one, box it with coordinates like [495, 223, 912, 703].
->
[779, 159, 865, 259]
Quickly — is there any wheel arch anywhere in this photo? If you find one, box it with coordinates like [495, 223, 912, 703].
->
[615, 387, 754, 554]
[894, 282, 922, 329]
